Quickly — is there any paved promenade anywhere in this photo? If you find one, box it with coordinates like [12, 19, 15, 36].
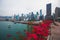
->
[50, 22, 60, 40]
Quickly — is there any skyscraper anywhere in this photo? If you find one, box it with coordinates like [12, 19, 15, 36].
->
[40, 9, 42, 16]
[28, 13, 31, 21]
[46, 3, 51, 16]
[55, 7, 60, 20]
[35, 12, 39, 21]
[31, 12, 35, 21]
[21, 14, 24, 21]
[39, 9, 43, 20]
[14, 14, 19, 21]
[45, 3, 52, 20]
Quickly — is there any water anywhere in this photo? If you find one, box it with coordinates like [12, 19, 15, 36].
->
[0, 21, 28, 40]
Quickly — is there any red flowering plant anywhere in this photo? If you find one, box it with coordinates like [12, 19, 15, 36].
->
[24, 20, 53, 40]
[6, 20, 53, 40]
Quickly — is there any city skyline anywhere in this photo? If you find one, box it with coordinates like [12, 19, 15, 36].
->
[0, 0, 60, 16]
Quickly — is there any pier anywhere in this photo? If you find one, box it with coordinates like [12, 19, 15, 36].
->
[13, 21, 42, 25]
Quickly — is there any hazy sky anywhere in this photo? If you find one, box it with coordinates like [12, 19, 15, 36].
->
[0, 0, 60, 16]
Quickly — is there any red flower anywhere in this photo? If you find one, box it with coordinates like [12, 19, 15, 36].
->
[32, 34, 38, 40]
[32, 29, 36, 33]
[39, 38, 44, 40]
[27, 34, 32, 40]
[41, 23, 48, 29]
[25, 31, 31, 37]
[24, 20, 53, 40]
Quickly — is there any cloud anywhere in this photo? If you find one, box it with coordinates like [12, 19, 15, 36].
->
[0, 0, 59, 16]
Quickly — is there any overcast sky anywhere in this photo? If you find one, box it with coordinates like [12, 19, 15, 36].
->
[0, 0, 60, 16]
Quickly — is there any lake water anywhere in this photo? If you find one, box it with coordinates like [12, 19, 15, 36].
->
[0, 21, 28, 40]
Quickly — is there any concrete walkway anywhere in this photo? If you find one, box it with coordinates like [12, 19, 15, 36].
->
[50, 22, 60, 40]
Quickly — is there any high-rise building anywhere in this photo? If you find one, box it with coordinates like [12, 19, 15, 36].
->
[55, 7, 60, 20]
[21, 14, 24, 21]
[14, 14, 19, 21]
[31, 12, 35, 21]
[45, 3, 52, 20]
[46, 3, 51, 16]
[40, 9, 42, 16]
[35, 12, 39, 21]
[39, 9, 43, 20]
[27, 13, 31, 21]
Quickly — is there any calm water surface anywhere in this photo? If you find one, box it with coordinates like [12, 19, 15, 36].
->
[0, 21, 28, 40]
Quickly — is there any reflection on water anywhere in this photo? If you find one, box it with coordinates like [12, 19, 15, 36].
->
[0, 21, 27, 40]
